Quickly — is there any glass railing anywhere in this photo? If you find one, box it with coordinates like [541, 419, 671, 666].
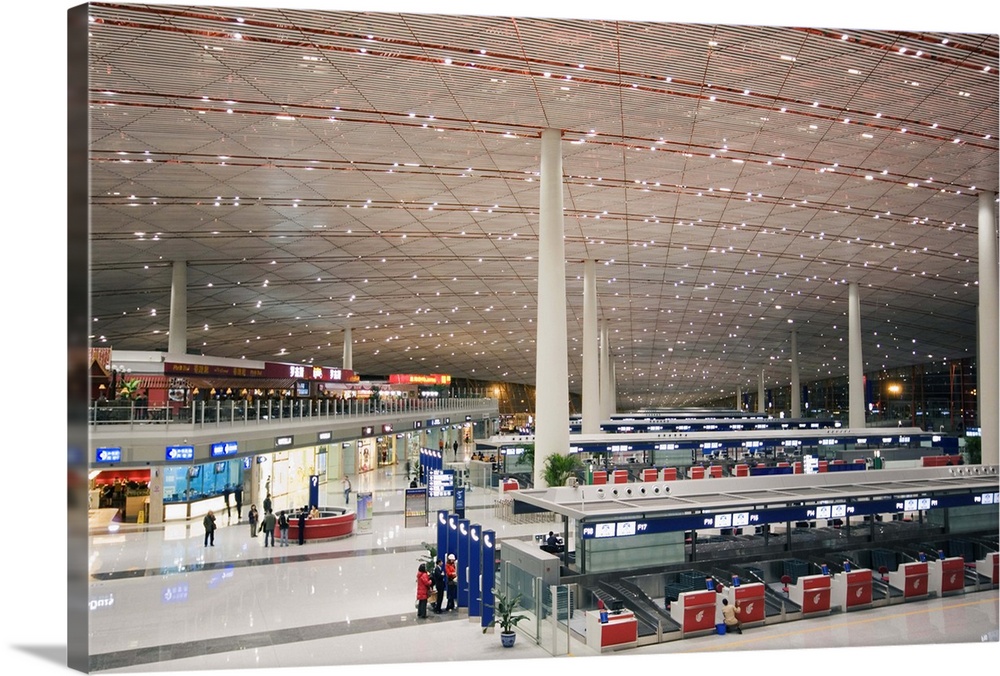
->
[89, 396, 496, 428]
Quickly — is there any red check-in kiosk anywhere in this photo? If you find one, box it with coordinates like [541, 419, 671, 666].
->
[586, 610, 638, 652]
[789, 573, 831, 616]
[831, 568, 872, 611]
[612, 469, 629, 484]
[976, 552, 998, 584]
[671, 589, 717, 635]
[721, 583, 765, 626]
[928, 556, 966, 596]
[888, 561, 929, 600]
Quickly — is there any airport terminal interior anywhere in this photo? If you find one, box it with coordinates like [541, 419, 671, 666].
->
[56, 2, 1000, 676]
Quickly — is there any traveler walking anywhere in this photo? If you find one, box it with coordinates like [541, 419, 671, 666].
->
[261, 509, 276, 547]
[203, 509, 217, 546]
[452, 439, 458, 460]
[278, 510, 289, 547]
[223, 485, 231, 519]
[263, 492, 272, 515]
[415, 563, 433, 619]
[342, 475, 352, 505]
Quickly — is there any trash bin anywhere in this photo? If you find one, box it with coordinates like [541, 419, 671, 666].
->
[716, 623, 727, 635]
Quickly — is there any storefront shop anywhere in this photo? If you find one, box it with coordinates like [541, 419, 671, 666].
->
[89, 468, 151, 522]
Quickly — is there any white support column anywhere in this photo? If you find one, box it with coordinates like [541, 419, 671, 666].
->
[978, 191, 998, 465]
[342, 327, 353, 371]
[848, 282, 866, 429]
[600, 320, 611, 420]
[581, 259, 600, 434]
[611, 361, 617, 415]
[533, 128, 570, 487]
[736, 385, 742, 411]
[758, 370, 765, 413]
[168, 260, 187, 356]
[790, 328, 801, 418]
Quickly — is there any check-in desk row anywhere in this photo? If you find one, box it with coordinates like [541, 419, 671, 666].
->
[588, 552, 996, 651]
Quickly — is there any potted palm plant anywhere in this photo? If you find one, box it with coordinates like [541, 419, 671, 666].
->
[483, 589, 529, 647]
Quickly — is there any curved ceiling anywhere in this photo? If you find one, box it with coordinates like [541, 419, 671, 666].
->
[85, 3, 999, 408]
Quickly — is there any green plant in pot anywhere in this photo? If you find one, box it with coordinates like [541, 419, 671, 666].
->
[483, 589, 529, 647]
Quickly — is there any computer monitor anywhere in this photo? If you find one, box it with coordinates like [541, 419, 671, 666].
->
[609, 599, 625, 613]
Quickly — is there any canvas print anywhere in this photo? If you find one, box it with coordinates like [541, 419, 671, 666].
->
[61, 2, 999, 676]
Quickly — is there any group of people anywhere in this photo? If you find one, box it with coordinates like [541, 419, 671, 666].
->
[415, 553, 458, 618]
[203, 488, 332, 547]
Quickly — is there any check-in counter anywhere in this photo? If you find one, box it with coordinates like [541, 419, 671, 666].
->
[585, 610, 638, 652]
[831, 568, 872, 611]
[928, 556, 966, 596]
[671, 588, 717, 635]
[888, 561, 929, 600]
[788, 574, 831, 616]
[720, 582, 766, 626]
[976, 552, 998, 584]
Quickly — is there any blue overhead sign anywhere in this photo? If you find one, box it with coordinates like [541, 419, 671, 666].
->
[580, 492, 999, 539]
[95, 447, 122, 464]
[210, 441, 238, 457]
[166, 445, 195, 462]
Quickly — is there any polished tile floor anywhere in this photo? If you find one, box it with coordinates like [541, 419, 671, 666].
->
[74, 458, 999, 676]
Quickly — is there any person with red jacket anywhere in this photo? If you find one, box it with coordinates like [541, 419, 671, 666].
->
[415, 563, 433, 619]
[444, 554, 458, 611]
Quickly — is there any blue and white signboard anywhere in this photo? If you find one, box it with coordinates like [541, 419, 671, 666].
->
[165, 445, 195, 462]
[95, 447, 122, 464]
[210, 441, 238, 457]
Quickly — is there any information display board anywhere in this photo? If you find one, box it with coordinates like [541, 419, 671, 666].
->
[428, 469, 455, 497]
[404, 487, 428, 528]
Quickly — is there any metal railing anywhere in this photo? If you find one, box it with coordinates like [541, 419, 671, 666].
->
[89, 396, 496, 429]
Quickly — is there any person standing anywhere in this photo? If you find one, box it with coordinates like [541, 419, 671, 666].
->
[248, 504, 259, 537]
[342, 475, 352, 505]
[452, 439, 459, 460]
[234, 484, 243, 521]
[432, 559, 446, 613]
[415, 563, 433, 619]
[223, 485, 232, 519]
[297, 506, 307, 545]
[444, 554, 458, 611]
[278, 510, 289, 547]
[263, 492, 272, 515]
[203, 509, 217, 546]
[261, 509, 276, 547]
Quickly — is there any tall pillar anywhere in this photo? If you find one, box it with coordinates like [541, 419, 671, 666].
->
[611, 361, 617, 415]
[533, 128, 570, 486]
[978, 191, 998, 465]
[167, 260, 187, 355]
[736, 385, 742, 411]
[790, 328, 801, 418]
[848, 282, 866, 429]
[342, 327, 353, 370]
[600, 321, 612, 419]
[758, 370, 765, 413]
[581, 260, 600, 434]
